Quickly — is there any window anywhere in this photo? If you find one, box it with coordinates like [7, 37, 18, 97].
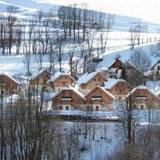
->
[140, 105, 144, 109]
[66, 106, 69, 110]
[158, 66, 160, 70]
[96, 106, 99, 111]
[59, 106, 63, 110]
[133, 105, 137, 108]
[86, 106, 90, 111]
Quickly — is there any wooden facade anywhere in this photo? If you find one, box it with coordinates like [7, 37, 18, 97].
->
[106, 80, 132, 97]
[85, 86, 115, 111]
[30, 69, 50, 86]
[127, 87, 160, 109]
[47, 74, 75, 92]
[78, 72, 106, 94]
[0, 73, 19, 93]
[52, 87, 85, 110]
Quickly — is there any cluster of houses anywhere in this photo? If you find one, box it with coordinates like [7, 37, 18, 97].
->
[1, 58, 160, 112]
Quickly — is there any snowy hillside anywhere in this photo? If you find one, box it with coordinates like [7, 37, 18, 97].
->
[0, 43, 158, 78]
[0, 0, 160, 33]
[97, 43, 158, 70]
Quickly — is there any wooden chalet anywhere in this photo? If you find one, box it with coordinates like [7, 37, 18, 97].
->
[0, 73, 19, 93]
[30, 68, 50, 86]
[104, 78, 132, 98]
[77, 72, 106, 94]
[46, 72, 75, 92]
[126, 86, 160, 109]
[85, 86, 115, 111]
[52, 85, 85, 110]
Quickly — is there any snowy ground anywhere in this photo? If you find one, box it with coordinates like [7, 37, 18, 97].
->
[58, 121, 123, 160]
[0, 42, 159, 78]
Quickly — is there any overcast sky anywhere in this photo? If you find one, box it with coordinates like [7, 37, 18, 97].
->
[35, 0, 160, 24]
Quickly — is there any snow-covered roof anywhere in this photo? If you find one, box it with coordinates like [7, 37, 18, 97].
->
[156, 90, 160, 96]
[0, 72, 19, 84]
[104, 78, 127, 89]
[43, 91, 57, 101]
[47, 72, 74, 83]
[97, 43, 158, 71]
[150, 60, 160, 70]
[30, 68, 49, 80]
[77, 72, 103, 85]
[4, 94, 20, 104]
[85, 85, 115, 100]
[68, 85, 85, 100]
[99, 86, 116, 99]
[146, 80, 160, 94]
[52, 85, 85, 100]
[126, 85, 158, 98]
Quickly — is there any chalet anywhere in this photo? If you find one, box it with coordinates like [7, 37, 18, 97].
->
[122, 61, 145, 87]
[126, 86, 160, 109]
[108, 58, 124, 78]
[85, 86, 115, 111]
[150, 60, 160, 80]
[104, 79, 132, 98]
[77, 72, 106, 95]
[156, 90, 160, 98]
[98, 69, 110, 80]
[0, 73, 19, 93]
[30, 68, 50, 87]
[52, 85, 85, 110]
[46, 72, 75, 92]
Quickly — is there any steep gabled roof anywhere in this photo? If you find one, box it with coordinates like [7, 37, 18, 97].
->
[150, 60, 160, 70]
[108, 58, 125, 69]
[30, 68, 49, 80]
[77, 72, 105, 86]
[0, 72, 19, 84]
[124, 60, 143, 73]
[104, 78, 130, 90]
[85, 85, 115, 100]
[126, 85, 159, 99]
[47, 72, 75, 84]
[52, 85, 85, 100]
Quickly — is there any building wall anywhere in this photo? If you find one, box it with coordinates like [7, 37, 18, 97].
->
[30, 71, 49, 86]
[48, 76, 74, 92]
[108, 81, 131, 97]
[0, 75, 18, 93]
[52, 90, 84, 109]
[130, 89, 160, 108]
[85, 87, 114, 111]
[153, 63, 160, 80]
[80, 74, 105, 91]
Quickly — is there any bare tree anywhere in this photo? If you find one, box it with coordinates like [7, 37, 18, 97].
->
[129, 22, 144, 50]
[130, 49, 151, 72]
[97, 14, 114, 54]
[55, 32, 64, 72]
[6, 6, 18, 55]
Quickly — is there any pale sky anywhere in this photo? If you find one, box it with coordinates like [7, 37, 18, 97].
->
[35, 0, 160, 24]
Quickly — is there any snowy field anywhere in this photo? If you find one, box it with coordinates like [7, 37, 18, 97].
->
[57, 121, 123, 160]
[0, 43, 157, 76]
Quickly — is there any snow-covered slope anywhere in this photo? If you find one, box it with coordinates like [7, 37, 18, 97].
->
[0, 0, 160, 33]
[97, 43, 158, 70]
